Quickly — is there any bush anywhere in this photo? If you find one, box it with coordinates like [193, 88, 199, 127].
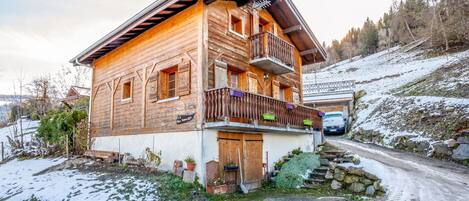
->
[37, 110, 87, 153]
[274, 153, 320, 189]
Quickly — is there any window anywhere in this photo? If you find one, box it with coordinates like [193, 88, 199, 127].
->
[168, 72, 176, 98]
[229, 14, 244, 36]
[122, 80, 132, 100]
[259, 17, 269, 33]
[229, 71, 239, 88]
[160, 66, 178, 100]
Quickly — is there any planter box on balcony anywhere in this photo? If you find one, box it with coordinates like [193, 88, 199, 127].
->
[286, 103, 295, 110]
[230, 89, 244, 97]
[262, 113, 276, 121]
[303, 119, 313, 126]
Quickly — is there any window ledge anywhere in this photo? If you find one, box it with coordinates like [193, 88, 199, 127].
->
[157, 96, 180, 103]
[228, 30, 247, 40]
[120, 98, 133, 104]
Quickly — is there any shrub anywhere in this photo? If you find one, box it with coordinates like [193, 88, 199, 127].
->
[37, 109, 87, 153]
[274, 153, 320, 189]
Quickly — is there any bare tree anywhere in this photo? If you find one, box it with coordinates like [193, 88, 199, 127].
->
[53, 65, 91, 99]
[11, 70, 25, 148]
[27, 75, 57, 116]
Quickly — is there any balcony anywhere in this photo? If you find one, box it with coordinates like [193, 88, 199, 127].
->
[204, 88, 322, 134]
[250, 32, 295, 75]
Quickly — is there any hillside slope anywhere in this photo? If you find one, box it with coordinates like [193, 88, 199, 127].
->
[304, 47, 469, 163]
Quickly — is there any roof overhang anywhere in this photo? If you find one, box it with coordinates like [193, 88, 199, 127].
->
[70, 0, 198, 66]
[70, 0, 326, 66]
[267, 0, 327, 65]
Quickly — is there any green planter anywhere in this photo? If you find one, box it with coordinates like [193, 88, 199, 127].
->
[262, 113, 276, 121]
[303, 119, 313, 126]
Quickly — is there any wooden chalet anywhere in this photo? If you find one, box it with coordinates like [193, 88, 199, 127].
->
[71, 0, 326, 189]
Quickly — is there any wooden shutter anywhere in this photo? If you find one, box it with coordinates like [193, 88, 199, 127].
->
[148, 72, 158, 100]
[272, 80, 280, 99]
[178, 60, 191, 96]
[214, 60, 228, 88]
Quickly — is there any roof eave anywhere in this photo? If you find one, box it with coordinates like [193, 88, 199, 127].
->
[69, 0, 178, 66]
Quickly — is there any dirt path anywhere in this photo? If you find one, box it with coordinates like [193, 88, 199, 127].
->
[328, 137, 469, 201]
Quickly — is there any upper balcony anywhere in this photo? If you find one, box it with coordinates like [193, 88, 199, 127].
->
[204, 87, 322, 134]
[250, 32, 295, 75]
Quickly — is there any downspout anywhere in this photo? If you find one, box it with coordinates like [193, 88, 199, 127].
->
[75, 58, 93, 150]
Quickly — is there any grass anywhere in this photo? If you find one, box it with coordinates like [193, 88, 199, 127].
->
[207, 181, 368, 201]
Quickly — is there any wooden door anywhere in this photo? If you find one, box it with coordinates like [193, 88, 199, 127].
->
[218, 132, 263, 189]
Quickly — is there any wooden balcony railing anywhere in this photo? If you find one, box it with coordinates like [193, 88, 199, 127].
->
[250, 32, 295, 74]
[205, 88, 322, 130]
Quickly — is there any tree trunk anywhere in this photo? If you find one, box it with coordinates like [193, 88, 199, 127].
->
[404, 19, 416, 41]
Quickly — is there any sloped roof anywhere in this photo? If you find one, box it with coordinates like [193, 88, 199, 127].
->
[70, 0, 326, 66]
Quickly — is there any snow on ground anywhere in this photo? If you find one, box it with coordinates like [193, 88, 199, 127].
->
[304, 47, 469, 148]
[0, 119, 39, 159]
[0, 158, 160, 200]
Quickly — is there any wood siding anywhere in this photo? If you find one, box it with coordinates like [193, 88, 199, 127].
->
[91, 2, 203, 137]
[206, 1, 303, 102]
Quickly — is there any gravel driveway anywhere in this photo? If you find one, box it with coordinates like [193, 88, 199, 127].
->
[329, 138, 469, 201]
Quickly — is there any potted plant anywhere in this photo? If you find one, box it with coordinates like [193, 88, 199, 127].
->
[184, 156, 196, 171]
[206, 177, 228, 195]
[223, 162, 239, 171]
[303, 119, 313, 126]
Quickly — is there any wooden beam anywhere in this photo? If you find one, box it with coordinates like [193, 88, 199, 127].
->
[283, 25, 302, 34]
[300, 48, 318, 56]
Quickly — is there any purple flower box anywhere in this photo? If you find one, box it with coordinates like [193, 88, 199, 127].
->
[230, 89, 244, 97]
[318, 112, 325, 117]
[286, 103, 295, 110]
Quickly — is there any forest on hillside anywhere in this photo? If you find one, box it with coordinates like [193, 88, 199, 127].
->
[306, 0, 468, 72]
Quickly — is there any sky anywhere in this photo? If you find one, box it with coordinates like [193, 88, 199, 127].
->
[0, 0, 393, 95]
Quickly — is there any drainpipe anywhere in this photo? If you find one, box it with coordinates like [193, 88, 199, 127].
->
[74, 58, 93, 150]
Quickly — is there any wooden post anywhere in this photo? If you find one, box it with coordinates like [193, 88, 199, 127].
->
[107, 77, 122, 130]
[137, 63, 156, 128]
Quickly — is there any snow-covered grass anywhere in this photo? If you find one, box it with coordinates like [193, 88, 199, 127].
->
[304, 47, 469, 150]
[0, 119, 40, 160]
[0, 158, 162, 200]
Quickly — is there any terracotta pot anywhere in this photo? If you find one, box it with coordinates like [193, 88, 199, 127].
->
[187, 162, 196, 171]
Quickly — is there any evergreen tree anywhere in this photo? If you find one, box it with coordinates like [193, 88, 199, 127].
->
[359, 18, 379, 55]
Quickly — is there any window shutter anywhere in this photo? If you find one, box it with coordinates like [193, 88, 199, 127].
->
[178, 60, 191, 96]
[148, 72, 158, 100]
[272, 80, 280, 99]
[214, 60, 228, 88]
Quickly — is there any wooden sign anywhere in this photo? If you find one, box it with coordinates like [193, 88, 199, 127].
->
[176, 113, 195, 124]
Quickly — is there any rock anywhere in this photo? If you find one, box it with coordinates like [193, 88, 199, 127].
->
[352, 155, 361, 165]
[347, 167, 365, 176]
[329, 162, 337, 170]
[364, 172, 379, 180]
[360, 178, 373, 185]
[333, 169, 345, 181]
[432, 142, 452, 158]
[325, 170, 334, 180]
[366, 185, 376, 195]
[373, 181, 384, 192]
[344, 175, 360, 184]
[331, 180, 342, 190]
[452, 144, 469, 160]
[446, 139, 457, 148]
[348, 182, 365, 193]
[457, 136, 469, 144]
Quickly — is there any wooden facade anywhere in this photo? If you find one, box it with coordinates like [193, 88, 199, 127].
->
[78, 0, 326, 138]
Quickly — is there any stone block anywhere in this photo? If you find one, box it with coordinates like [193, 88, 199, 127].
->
[452, 144, 469, 160]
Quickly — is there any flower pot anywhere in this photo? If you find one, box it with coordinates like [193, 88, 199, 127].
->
[303, 119, 313, 126]
[230, 89, 244, 97]
[286, 103, 295, 110]
[262, 113, 276, 121]
[186, 162, 196, 171]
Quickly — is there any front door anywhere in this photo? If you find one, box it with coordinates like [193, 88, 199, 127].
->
[218, 132, 263, 190]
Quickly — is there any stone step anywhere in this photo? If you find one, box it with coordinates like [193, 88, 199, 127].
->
[315, 166, 329, 173]
[321, 150, 346, 155]
[305, 178, 325, 184]
[310, 171, 326, 177]
[319, 154, 338, 160]
[319, 159, 330, 166]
